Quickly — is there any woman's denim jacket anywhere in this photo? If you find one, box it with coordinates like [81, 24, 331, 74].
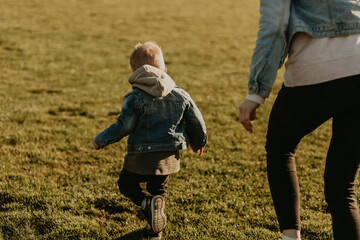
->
[248, 0, 360, 97]
[94, 87, 207, 153]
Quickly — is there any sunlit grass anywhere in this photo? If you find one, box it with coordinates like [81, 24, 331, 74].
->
[0, 0, 339, 239]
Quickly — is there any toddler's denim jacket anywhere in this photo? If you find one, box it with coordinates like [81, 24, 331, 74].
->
[248, 0, 360, 98]
[94, 65, 207, 154]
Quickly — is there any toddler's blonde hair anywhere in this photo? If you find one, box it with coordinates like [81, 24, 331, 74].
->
[130, 42, 166, 71]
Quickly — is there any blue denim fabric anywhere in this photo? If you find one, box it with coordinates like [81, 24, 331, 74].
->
[94, 87, 207, 153]
[248, 0, 360, 98]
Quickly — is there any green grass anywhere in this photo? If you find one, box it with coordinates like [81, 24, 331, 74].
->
[0, 0, 344, 239]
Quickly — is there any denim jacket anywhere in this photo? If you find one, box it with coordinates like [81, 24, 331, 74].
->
[248, 0, 360, 98]
[94, 65, 207, 153]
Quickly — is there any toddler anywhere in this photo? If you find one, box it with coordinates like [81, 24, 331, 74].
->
[92, 42, 207, 239]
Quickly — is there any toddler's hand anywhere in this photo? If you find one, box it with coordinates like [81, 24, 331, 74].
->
[189, 145, 203, 156]
[92, 138, 100, 150]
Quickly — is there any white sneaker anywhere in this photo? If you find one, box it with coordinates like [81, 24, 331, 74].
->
[144, 195, 167, 233]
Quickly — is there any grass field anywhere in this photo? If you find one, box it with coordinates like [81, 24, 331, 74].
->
[0, 0, 344, 239]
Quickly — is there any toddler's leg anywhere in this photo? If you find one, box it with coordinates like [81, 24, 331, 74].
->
[117, 168, 150, 206]
[145, 175, 169, 234]
[146, 175, 170, 200]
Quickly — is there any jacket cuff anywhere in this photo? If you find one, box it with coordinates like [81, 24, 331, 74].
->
[248, 81, 272, 98]
[94, 134, 105, 149]
[190, 133, 207, 150]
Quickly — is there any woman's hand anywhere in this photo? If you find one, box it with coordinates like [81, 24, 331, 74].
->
[239, 99, 260, 133]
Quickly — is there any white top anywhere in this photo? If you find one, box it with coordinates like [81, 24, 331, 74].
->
[284, 32, 360, 87]
[246, 94, 265, 104]
[247, 33, 360, 104]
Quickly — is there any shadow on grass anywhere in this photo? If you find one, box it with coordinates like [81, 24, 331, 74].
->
[94, 197, 133, 215]
[114, 228, 148, 240]
[301, 227, 333, 240]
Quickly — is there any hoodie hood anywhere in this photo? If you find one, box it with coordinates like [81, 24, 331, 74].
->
[128, 65, 176, 98]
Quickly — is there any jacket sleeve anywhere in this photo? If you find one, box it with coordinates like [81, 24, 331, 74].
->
[248, 0, 291, 98]
[184, 96, 207, 150]
[94, 94, 139, 149]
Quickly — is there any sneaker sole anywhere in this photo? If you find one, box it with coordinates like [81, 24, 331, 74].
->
[151, 195, 167, 233]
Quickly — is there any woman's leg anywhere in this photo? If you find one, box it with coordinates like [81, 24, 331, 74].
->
[266, 84, 333, 232]
[324, 109, 360, 240]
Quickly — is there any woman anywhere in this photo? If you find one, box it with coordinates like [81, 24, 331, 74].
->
[239, 1, 360, 239]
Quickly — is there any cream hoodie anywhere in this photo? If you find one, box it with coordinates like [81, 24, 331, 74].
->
[128, 65, 175, 98]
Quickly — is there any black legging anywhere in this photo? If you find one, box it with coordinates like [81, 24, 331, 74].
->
[265, 75, 360, 239]
[118, 168, 170, 206]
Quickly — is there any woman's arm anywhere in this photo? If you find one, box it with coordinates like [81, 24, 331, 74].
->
[239, 0, 291, 133]
[248, 0, 291, 98]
